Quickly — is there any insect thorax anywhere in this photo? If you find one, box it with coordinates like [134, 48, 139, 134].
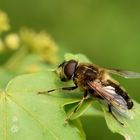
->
[73, 64, 99, 90]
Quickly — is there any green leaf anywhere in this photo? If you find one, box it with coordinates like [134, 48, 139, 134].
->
[103, 102, 140, 140]
[1, 53, 140, 140]
[64, 53, 90, 63]
[65, 99, 94, 120]
[0, 71, 85, 140]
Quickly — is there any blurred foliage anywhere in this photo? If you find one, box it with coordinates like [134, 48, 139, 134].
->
[0, 10, 59, 72]
[0, 1, 140, 139]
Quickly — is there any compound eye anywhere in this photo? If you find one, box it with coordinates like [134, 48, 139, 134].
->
[63, 60, 78, 80]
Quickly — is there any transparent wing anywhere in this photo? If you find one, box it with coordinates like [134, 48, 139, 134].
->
[107, 68, 140, 79]
[87, 80, 130, 116]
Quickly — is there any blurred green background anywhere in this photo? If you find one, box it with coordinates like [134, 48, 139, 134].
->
[1, 0, 140, 140]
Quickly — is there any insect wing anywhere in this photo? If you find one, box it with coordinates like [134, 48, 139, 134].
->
[108, 68, 140, 79]
[87, 81, 130, 117]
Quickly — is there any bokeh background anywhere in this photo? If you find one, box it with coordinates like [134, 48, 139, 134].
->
[1, 1, 140, 140]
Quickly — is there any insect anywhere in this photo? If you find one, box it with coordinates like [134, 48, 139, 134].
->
[39, 59, 140, 125]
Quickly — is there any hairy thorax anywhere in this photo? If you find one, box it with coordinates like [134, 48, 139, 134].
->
[73, 63, 99, 91]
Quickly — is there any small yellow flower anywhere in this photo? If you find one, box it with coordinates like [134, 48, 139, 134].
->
[5, 33, 20, 50]
[0, 11, 10, 33]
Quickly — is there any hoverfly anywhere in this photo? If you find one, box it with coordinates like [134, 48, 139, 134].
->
[39, 60, 140, 125]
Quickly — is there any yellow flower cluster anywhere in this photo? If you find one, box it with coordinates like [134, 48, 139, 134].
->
[20, 29, 58, 64]
[0, 11, 20, 51]
[0, 10, 59, 64]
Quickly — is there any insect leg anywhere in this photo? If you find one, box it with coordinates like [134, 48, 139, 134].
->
[38, 85, 78, 94]
[65, 90, 88, 122]
[108, 104, 124, 125]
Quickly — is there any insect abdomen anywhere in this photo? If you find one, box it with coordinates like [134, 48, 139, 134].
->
[108, 80, 133, 109]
